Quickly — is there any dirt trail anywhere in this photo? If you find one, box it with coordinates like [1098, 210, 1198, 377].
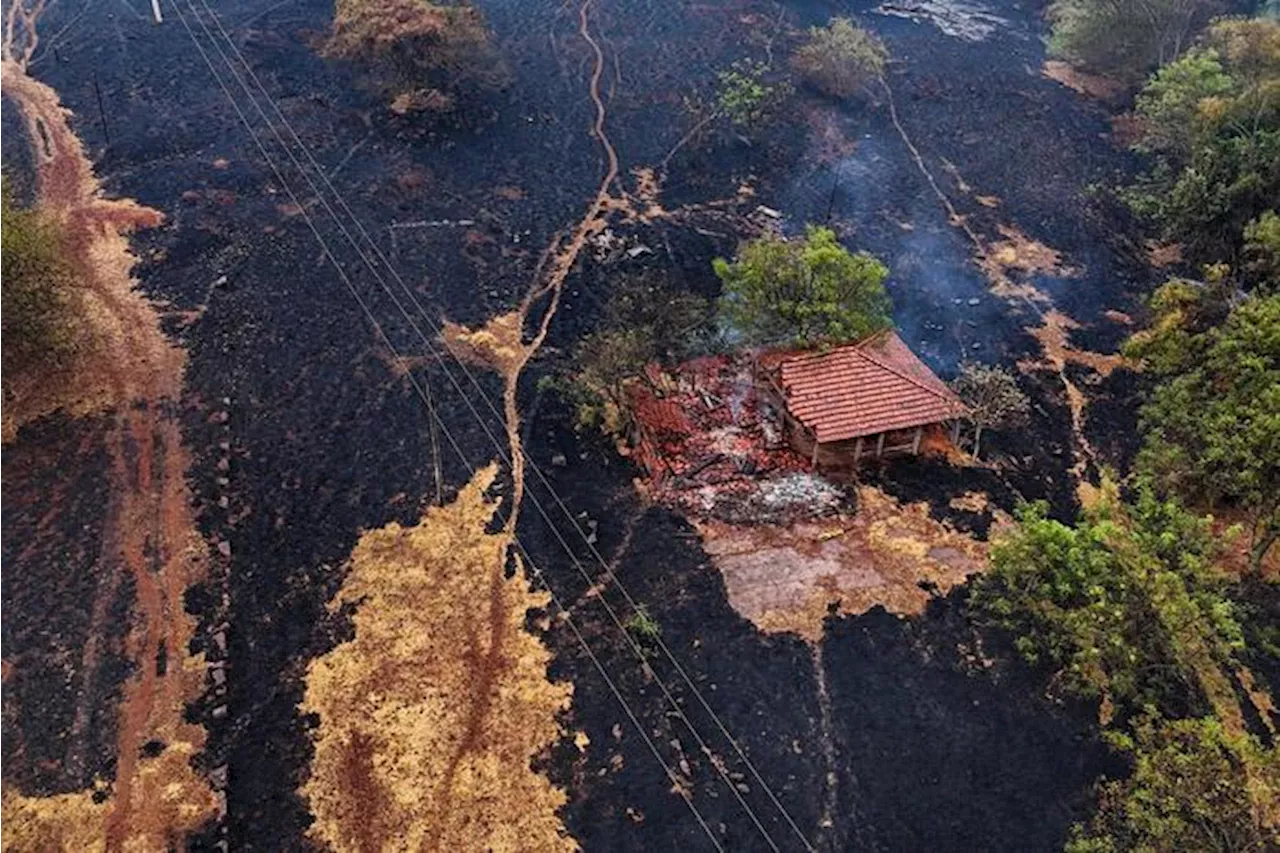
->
[881, 76, 1129, 490]
[1, 24, 217, 851]
[444, 0, 618, 533]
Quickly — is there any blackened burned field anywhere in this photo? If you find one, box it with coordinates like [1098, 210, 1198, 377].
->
[3, 0, 1151, 848]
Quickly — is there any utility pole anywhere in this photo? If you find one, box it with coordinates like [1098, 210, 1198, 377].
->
[825, 169, 841, 223]
[91, 72, 110, 146]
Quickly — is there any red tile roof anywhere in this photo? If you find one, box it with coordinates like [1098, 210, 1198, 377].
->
[769, 332, 968, 443]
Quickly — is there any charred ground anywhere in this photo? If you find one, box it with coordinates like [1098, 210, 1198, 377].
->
[2, 0, 1162, 848]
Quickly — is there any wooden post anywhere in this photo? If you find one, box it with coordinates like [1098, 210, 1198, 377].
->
[811, 435, 820, 467]
[854, 436, 863, 463]
[911, 426, 923, 455]
[950, 420, 961, 444]
[875, 432, 885, 458]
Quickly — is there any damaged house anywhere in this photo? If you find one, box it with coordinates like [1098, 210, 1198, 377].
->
[625, 330, 969, 517]
[755, 330, 969, 469]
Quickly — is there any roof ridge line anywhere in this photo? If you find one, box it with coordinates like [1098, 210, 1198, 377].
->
[853, 340, 957, 403]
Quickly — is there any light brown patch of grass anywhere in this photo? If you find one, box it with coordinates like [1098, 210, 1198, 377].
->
[441, 311, 527, 380]
[702, 485, 989, 642]
[1041, 60, 1126, 102]
[301, 465, 576, 853]
[0, 787, 109, 852]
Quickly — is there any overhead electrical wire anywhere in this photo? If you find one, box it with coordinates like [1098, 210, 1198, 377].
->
[169, 4, 727, 850]
[176, 1, 816, 848]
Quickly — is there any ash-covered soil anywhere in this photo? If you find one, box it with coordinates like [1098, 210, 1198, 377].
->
[2, 0, 1155, 848]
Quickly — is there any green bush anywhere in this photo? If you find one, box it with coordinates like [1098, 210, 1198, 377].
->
[1127, 288, 1280, 573]
[2, 181, 83, 382]
[1047, 0, 1221, 80]
[791, 18, 888, 100]
[1121, 19, 1280, 263]
[1068, 716, 1280, 852]
[715, 59, 792, 130]
[970, 493, 1242, 719]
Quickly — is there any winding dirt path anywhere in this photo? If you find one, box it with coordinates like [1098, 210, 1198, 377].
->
[445, 0, 619, 535]
[2, 29, 217, 851]
[880, 76, 1124, 489]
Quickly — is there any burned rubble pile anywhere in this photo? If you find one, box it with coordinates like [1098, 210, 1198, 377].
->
[626, 354, 853, 525]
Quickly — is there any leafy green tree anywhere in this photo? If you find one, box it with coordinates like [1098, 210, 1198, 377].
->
[1068, 716, 1280, 852]
[949, 362, 1030, 460]
[1131, 48, 1234, 160]
[791, 18, 888, 100]
[1047, 0, 1221, 80]
[1123, 19, 1280, 263]
[971, 491, 1242, 720]
[1243, 210, 1280, 288]
[1, 180, 84, 387]
[714, 225, 891, 346]
[1127, 288, 1280, 573]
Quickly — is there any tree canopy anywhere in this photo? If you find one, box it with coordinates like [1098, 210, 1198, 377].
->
[972, 491, 1242, 720]
[714, 225, 892, 347]
[1067, 715, 1280, 852]
[1123, 18, 1280, 265]
[950, 362, 1030, 460]
[1047, 0, 1222, 81]
[1125, 286, 1280, 572]
[791, 18, 888, 100]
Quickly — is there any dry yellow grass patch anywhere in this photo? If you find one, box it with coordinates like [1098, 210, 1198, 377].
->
[1041, 60, 1126, 102]
[0, 788, 108, 853]
[983, 224, 1075, 300]
[441, 311, 527, 380]
[301, 465, 576, 853]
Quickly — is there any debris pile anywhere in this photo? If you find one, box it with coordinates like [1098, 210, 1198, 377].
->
[627, 355, 848, 523]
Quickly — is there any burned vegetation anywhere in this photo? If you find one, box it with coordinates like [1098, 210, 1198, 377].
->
[323, 0, 510, 117]
[2, 0, 1279, 850]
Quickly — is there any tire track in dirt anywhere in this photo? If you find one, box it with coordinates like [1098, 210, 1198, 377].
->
[2, 25, 218, 850]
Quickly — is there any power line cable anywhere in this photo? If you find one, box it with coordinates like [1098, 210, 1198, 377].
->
[185, 2, 813, 847]
[169, 5, 726, 849]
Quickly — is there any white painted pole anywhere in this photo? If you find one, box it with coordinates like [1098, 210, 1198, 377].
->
[151, 0, 163, 24]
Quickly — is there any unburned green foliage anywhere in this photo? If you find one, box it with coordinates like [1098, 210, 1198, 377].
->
[791, 18, 888, 100]
[714, 225, 891, 347]
[715, 59, 792, 130]
[1126, 286, 1280, 572]
[1123, 18, 1280, 264]
[1, 181, 84, 387]
[949, 362, 1030, 460]
[1068, 715, 1280, 852]
[1243, 210, 1280, 288]
[1047, 0, 1221, 80]
[971, 490, 1242, 720]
